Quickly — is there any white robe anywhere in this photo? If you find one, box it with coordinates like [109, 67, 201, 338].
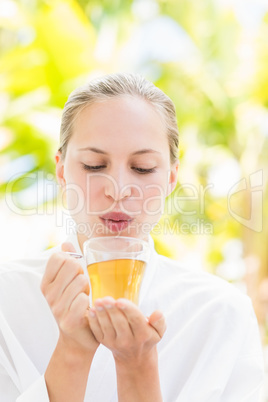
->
[0, 235, 264, 401]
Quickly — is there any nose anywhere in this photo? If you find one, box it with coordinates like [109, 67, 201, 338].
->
[104, 171, 132, 201]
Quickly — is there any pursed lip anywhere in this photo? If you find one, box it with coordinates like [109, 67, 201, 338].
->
[99, 212, 133, 232]
[100, 212, 133, 221]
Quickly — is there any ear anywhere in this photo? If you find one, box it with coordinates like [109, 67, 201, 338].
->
[55, 151, 66, 187]
[166, 161, 179, 197]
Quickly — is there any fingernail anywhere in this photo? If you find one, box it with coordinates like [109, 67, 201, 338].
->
[95, 305, 104, 311]
[89, 310, 96, 317]
[104, 303, 113, 309]
[116, 302, 125, 309]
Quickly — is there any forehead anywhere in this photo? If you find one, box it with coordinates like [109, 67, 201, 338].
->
[71, 95, 169, 152]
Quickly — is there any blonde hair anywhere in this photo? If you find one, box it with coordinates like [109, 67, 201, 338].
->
[59, 73, 179, 164]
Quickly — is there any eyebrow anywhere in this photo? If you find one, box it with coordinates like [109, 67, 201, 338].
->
[77, 147, 161, 155]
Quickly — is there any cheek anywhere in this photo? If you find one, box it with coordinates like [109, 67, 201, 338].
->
[85, 175, 102, 199]
[139, 173, 168, 215]
[63, 169, 99, 213]
[64, 183, 85, 214]
[142, 185, 166, 215]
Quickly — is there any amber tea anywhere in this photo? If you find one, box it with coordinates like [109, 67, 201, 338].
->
[87, 258, 146, 305]
[84, 236, 150, 306]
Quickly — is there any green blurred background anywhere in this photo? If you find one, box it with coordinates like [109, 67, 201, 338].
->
[0, 0, 267, 394]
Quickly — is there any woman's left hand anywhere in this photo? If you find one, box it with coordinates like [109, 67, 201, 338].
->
[87, 297, 166, 366]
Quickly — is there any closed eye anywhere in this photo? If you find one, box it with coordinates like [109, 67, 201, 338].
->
[82, 164, 106, 171]
[82, 164, 156, 174]
[132, 167, 156, 174]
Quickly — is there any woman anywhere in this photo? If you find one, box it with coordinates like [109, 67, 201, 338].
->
[0, 73, 264, 401]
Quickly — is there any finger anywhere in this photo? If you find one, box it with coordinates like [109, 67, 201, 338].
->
[52, 259, 85, 302]
[148, 311, 166, 338]
[44, 258, 85, 307]
[101, 297, 131, 338]
[41, 252, 67, 290]
[41, 250, 81, 291]
[42, 242, 81, 293]
[59, 273, 89, 314]
[116, 298, 147, 334]
[88, 308, 104, 341]
[61, 242, 77, 253]
[51, 273, 89, 320]
[94, 299, 116, 339]
[62, 292, 89, 331]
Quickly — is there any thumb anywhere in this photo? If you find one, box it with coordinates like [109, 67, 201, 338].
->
[148, 310, 166, 338]
[61, 242, 76, 253]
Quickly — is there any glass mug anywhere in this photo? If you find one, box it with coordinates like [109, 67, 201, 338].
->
[83, 236, 150, 306]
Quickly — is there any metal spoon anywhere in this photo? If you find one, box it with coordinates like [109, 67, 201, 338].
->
[65, 252, 83, 259]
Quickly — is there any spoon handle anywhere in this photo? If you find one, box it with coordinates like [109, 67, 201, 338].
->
[65, 251, 83, 259]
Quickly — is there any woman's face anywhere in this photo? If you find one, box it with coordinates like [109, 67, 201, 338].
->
[56, 95, 178, 246]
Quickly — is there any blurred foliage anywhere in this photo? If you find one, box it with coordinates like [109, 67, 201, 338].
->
[0, 1, 267, 301]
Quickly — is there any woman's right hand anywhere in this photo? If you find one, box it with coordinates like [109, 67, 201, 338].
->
[40, 242, 99, 354]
